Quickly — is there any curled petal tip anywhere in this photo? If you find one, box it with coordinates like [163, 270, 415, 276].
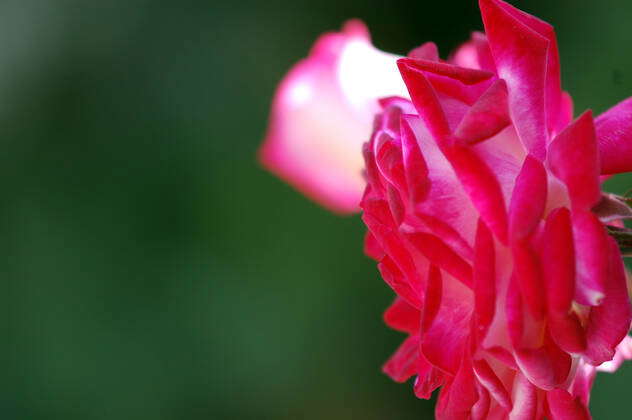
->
[596, 97, 632, 174]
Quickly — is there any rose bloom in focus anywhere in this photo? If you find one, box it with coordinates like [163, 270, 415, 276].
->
[259, 0, 632, 418]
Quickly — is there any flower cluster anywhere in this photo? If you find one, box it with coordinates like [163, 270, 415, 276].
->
[260, 0, 632, 418]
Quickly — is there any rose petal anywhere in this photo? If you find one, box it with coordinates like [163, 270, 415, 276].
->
[443, 143, 509, 244]
[435, 356, 479, 420]
[472, 32, 497, 73]
[384, 297, 420, 334]
[514, 342, 570, 391]
[511, 239, 545, 320]
[571, 362, 596, 406]
[377, 255, 422, 309]
[400, 57, 494, 85]
[473, 220, 496, 341]
[548, 312, 586, 354]
[414, 354, 445, 399]
[363, 230, 384, 260]
[455, 79, 511, 144]
[542, 207, 575, 314]
[398, 59, 451, 142]
[479, 0, 549, 160]
[471, 382, 491, 420]
[508, 155, 548, 241]
[404, 231, 473, 288]
[383, 334, 419, 382]
[584, 237, 632, 365]
[546, 389, 591, 420]
[472, 358, 512, 409]
[548, 111, 601, 211]
[509, 373, 537, 420]
[400, 57, 495, 108]
[421, 266, 473, 375]
[492, 0, 563, 134]
[571, 210, 608, 306]
[401, 117, 430, 204]
[595, 96, 632, 174]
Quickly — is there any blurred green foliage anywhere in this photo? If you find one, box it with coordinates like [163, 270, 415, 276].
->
[0, 0, 631, 419]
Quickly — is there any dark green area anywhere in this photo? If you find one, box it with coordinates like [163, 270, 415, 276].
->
[1, 0, 631, 418]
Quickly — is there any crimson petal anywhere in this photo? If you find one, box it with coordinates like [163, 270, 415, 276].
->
[479, 0, 549, 159]
[595, 97, 632, 174]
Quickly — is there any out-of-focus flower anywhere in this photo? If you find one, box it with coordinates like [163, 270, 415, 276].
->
[260, 0, 632, 418]
[259, 20, 408, 213]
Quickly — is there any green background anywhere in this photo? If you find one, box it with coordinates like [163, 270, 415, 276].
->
[2, 0, 631, 418]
